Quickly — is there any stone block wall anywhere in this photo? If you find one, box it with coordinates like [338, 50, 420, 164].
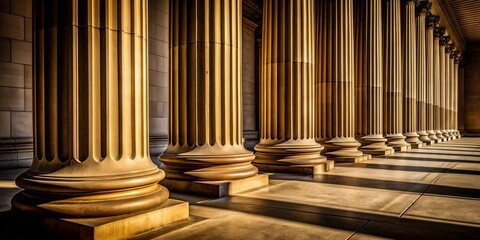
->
[148, 0, 169, 158]
[0, 0, 33, 168]
[464, 48, 480, 135]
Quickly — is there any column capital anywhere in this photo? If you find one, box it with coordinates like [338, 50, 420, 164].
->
[450, 49, 458, 59]
[454, 53, 463, 64]
[435, 27, 446, 39]
[404, 0, 418, 5]
[440, 35, 450, 46]
[426, 15, 439, 30]
[416, 1, 432, 16]
[445, 42, 454, 53]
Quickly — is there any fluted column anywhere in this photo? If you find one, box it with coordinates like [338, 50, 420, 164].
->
[433, 27, 445, 141]
[444, 42, 452, 138]
[160, 1, 258, 181]
[383, 0, 410, 151]
[449, 48, 456, 137]
[255, 0, 328, 173]
[354, 0, 393, 155]
[426, 15, 439, 142]
[316, 0, 366, 162]
[13, 0, 169, 218]
[454, 53, 461, 136]
[403, 0, 423, 147]
[416, 1, 431, 144]
[439, 36, 450, 139]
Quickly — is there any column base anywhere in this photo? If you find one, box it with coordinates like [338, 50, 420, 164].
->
[360, 148, 395, 156]
[392, 145, 411, 151]
[161, 174, 269, 198]
[424, 140, 435, 145]
[410, 142, 426, 148]
[254, 161, 335, 175]
[17, 199, 189, 240]
[330, 154, 372, 163]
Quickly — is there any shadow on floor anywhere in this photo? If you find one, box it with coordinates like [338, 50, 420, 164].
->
[339, 162, 480, 175]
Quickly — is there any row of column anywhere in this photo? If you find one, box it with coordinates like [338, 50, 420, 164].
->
[14, 0, 463, 228]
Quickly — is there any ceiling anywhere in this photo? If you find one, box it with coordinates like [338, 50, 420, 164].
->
[447, 0, 480, 46]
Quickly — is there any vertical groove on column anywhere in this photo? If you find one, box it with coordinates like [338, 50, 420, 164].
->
[354, 0, 393, 155]
[416, 1, 430, 143]
[254, 0, 326, 170]
[402, 0, 422, 146]
[448, 48, 455, 136]
[426, 15, 438, 141]
[316, 0, 364, 160]
[13, 0, 168, 218]
[453, 53, 461, 136]
[383, 0, 410, 149]
[161, 0, 258, 181]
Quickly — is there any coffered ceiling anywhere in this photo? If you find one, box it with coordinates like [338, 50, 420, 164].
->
[446, 0, 480, 47]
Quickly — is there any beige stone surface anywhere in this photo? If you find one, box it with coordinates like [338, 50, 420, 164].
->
[10, 0, 32, 18]
[0, 12, 24, 40]
[0, 87, 23, 110]
[10, 40, 31, 65]
[0, 37, 10, 61]
[0, 62, 23, 87]
[11, 111, 31, 137]
[0, 110, 10, 137]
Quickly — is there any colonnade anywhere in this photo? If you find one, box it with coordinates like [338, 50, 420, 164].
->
[12, 0, 462, 238]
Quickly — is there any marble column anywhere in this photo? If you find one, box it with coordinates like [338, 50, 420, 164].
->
[426, 15, 439, 142]
[444, 42, 453, 139]
[254, 0, 330, 174]
[12, 1, 188, 238]
[434, 27, 446, 141]
[383, 0, 410, 151]
[160, 0, 267, 196]
[454, 53, 461, 137]
[403, 0, 424, 148]
[416, 1, 432, 144]
[316, 0, 367, 163]
[449, 48, 456, 138]
[439, 35, 450, 139]
[354, 0, 394, 155]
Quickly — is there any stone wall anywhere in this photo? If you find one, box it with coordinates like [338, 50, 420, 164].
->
[148, 0, 169, 158]
[242, 18, 259, 150]
[464, 48, 480, 135]
[0, 0, 33, 168]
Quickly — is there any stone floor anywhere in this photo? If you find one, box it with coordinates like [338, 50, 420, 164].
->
[1, 137, 480, 239]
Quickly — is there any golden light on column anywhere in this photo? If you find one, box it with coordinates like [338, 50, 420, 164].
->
[316, 0, 368, 162]
[454, 53, 462, 137]
[448, 48, 456, 139]
[383, 0, 411, 151]
[416, 1, 433, 145]
[436, 29, 448, 141]
[444, 42, 453, 139]
[12, 1, 188, 238]
[426, 14, 439, 142]
[160, 0, 267, 196]
[403, 0, 424, 148]
[256, 0, 331, 174]
[354, 0, 394, 155]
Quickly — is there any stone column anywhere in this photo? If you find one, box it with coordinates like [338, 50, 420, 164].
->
[416, 1, 433, 144]
[255, 0, 330, 174]
[439, 35, 450, 139]
[426, 15, 439, 142]
[403, 0, 424, 148]
[12, 1, 188, 238]
[449, 48, 456, 138]
[444, 42, 453, 139]
[454, 53, 462, 137]
[160, 0, 267, 196]
[354, 0, 394, 155]
[435, 28, 446, 140]
[383, 0, 410, 151]
[316, 0, 367, 162]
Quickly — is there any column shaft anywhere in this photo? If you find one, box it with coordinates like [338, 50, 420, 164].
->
[383, 0, 410, 150]
[354, 0, 393, 155]
[426, 15, 438, 141]
[444, 43, 452, 138]
[434, 27, 446, 140]
[439, 35, 450, 138]
[449, 51, 455, 135]
[255, 0, 327, 172]
[160, 0, 258, 181]
[403, 0, 423, 147]
[454, 54, 461, 136]
[416, 1, 431, 143]
[13, 0, 168, 217]
[316, 0, 365, 161]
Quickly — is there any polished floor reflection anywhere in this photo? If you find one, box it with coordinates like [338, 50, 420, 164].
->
[1, 138, 480, 239]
